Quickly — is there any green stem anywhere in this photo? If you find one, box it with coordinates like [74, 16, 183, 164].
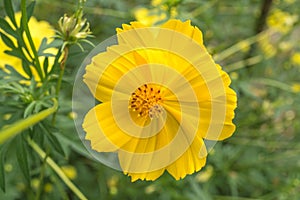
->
[35, 149, 49, 200]
[227, 55, 263, 72]
[255, 0, 274, 33]
[0, 99, 58, 145]
[52, 46, 69, 125]
[20, 0, 43, 81]
[213, 31, 266, 62]
[243, 0, 274, 72]
[255, 78, 293, 92]
[27, 137, 88, 200]
[56, 47, 69, 96]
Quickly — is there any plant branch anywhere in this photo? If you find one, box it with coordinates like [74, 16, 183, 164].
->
[214, 31, 266, 62]
[0, 99, 58, 145]
[52, 46, 69, 124]
[27, 137, 88, 200]
[20, 0, 44, 81]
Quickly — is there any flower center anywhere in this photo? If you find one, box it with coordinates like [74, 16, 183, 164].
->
[129, 84, 164, 119]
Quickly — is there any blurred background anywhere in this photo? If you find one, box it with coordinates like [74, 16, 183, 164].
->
[0, 0, 300, 199]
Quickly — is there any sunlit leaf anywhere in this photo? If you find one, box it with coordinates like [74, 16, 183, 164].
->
[0, 32, 16, 49]
[0, 18, 18, 38]
[4, 49, 27, 61]
[22, 59, 32, 78]
[3, 0, 17, 28]
[37, 38, 48, 55]
[26, 1, 36, 21]
[43, 57, 49, 77]
[4, 64, 25, 80]
[49, 50, 62, 74]
[47, 39, 63, 49]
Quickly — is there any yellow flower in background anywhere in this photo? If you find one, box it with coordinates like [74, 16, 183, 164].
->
[196, 165, 214, 182]
[0, 12, 56, 81]
[134, 7, 167, 26]
[291, 52, 300, 65]
[258, 32, 277, 58]
[278, 41, 293, 52]
[44, 183, 53, 193]
[82, 19, 237, 181]
[238, 41, 250, 53]
[31, 178, 40, 190]
[292, 83, 300, 93]
[267, 9, 298, 34]
[151, 0, 162, 6]
[134, 0, 177, 26]
[230, 72, 239, 80]
[61, 165, 77, 180]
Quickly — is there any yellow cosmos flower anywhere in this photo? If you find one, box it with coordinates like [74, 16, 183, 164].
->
[82, 20, 237, 181]
[267, 9, 298, 34]
[291, 52, 300, 66]
[0, 12, 55, 81]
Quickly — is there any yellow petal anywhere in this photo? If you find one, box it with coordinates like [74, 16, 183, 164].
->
[126, 169, 165, 182]
[161, 19, 203, 45]
[83, 102, 131, 152]
[167, 135, 207, 180]
[199, 66, 237, 140]
[84, 45, 141, 102]
[116, 21, 147, 34]
[118, 102, 205, 179]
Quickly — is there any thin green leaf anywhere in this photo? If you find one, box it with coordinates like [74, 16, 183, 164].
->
[49, 50, 62, 74]
[43, 57, 49, 76]
[38, 38, 57, 57]
[41, 53, 55, 57]
[0, 18, 18, 38]
[26, 1, 36, 21]
[37, 38, 48, 55]
[81, 39, 95, 47]
[11, 82, 26, 93]
[20, 0, 43, 81]
[39, 123, 65, 156]
[46, 132, 66, 157]
[34, 101, 42, 113]
[3, 0, 17, 28]
[16, 135, 30, 186]
[22, 59, 32, 78]
[29, 77, 37, 91]
[55, 133, 92, 159]
[24, 101, 36, 118]
[0, 144, 9, 192]
[33, 125, 45, 147]
[0, 32, 16, 49]
[76, 43, 85, 52]
[4, 64, 26, 80]
[4, 48, 24, 59]
[47, 39, 64, 49]
[0, 160, 5, 192]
